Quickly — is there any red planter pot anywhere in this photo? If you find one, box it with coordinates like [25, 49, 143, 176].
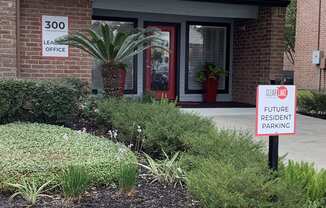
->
[119, 68, 126, 96]
[203, 78, 218, 103]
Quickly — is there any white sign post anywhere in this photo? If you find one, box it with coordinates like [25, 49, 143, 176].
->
[256, 85, 296, 170]
[42, 16, 69, 57]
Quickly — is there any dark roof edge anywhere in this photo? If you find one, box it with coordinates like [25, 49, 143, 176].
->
[184, 0, 290, 7]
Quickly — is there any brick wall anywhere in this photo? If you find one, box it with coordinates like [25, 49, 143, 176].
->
[295, 0, 326, 90]
[232, 7, 286, 104]
[20, 0, 92, 81]
[0, 0, 17, 79]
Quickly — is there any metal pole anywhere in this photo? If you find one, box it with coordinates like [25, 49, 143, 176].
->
[268, 80, 279, 171]
[268, 135, 279, 171]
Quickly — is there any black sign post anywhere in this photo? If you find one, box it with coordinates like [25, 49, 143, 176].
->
[268, 135, 279, 171]
[268, 80, 279, 171]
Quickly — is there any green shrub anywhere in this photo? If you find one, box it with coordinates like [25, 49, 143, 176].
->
[79, 98, 326, 207]
[280, 161, 326, 204]
[0, 79, 88, 124]
[298, 90, 326, 118]
[62, 166, 90, 198]
[85, 98, 214, 156]
[0, 123, 137, 191]
[183, 131, 307, 208]
[118, 164, 138, 194]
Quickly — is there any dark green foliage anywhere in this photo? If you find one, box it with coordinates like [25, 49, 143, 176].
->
[87, 98, 213, 156]
[285, 0, 296, 64]
[280, 161, 326, 204]
[0, 79, 88, 124]
[183, 131, 307, 208]
[298, 90, 326, 118]
[61, 166, 90, 198]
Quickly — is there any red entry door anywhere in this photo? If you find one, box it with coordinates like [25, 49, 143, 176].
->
[145, 24, 177, 100]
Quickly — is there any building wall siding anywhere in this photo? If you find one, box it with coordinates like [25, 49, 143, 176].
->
[19, 0, 92, 81]
[232, 7, 286, 104]
[295, 0, 326, 90]
[0, 0, 17, 79]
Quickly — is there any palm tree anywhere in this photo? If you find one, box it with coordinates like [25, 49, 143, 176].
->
[57, 23, 163, 97]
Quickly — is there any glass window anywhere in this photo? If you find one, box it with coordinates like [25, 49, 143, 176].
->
[187, 24, 228, 92]
[149, 31, 170, 91]
[91, 19, 137, 93]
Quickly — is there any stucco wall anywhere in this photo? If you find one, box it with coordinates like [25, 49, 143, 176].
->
[93, 0, 258, 19]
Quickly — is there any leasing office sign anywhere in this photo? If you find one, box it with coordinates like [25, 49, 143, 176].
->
[42, 16, 68, 57]
[256, 85, 296, 136]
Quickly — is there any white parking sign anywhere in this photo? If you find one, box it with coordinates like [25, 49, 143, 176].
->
[256, 85, 296, 136]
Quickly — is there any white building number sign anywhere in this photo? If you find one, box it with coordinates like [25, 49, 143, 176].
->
[42, 16, 69, 57]
[256, 85, 296, 136]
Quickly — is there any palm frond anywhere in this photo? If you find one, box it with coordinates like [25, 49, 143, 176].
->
[56, 23, 165, 67]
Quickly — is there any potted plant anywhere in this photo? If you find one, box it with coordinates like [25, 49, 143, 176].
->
[196, 63, 225, 103]
[57, 24, 163, 97]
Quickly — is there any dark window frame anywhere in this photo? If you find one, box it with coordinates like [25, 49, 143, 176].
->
[185, 21, 231, 94]
[92, 15, 138, 94]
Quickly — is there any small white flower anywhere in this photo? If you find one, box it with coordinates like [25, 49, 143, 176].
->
[108, 130, 113, 138]
[82, 127, 87, 133]
[113, 130, 118, 139]
[63, 133, 69, 140]
[128, 143, 134, 149]
[137, 125, 142, 133]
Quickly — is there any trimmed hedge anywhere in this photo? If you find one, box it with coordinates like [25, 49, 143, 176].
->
[0, 123, 137, 191]
[298, 90, 326, 118]
[0, 79, 88, 124]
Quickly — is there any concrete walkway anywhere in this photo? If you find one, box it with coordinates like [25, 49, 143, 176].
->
[183, 108, 326, 169]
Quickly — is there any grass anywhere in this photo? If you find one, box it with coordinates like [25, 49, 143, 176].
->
[0, 123, 137, 191]
[118, 164, 138, 194]
[61, 166, 91, 198]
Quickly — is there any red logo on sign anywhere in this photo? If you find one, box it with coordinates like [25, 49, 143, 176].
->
[277, 86, 288, 100]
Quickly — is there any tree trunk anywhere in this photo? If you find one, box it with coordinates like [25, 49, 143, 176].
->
[102, 64, 123, 97]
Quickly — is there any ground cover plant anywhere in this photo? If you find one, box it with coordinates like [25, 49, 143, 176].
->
[0, 123, 137, 191]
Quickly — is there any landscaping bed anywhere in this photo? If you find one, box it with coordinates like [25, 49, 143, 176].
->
[0, 174, 199, 208]
[1, 80, 326, 208]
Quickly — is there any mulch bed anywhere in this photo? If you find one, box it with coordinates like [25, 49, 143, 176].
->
[0, 174, 200, 208]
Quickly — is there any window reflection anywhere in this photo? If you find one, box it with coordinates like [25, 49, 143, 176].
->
[150, 32, 170, 91]
[188, 24, 227, 91]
